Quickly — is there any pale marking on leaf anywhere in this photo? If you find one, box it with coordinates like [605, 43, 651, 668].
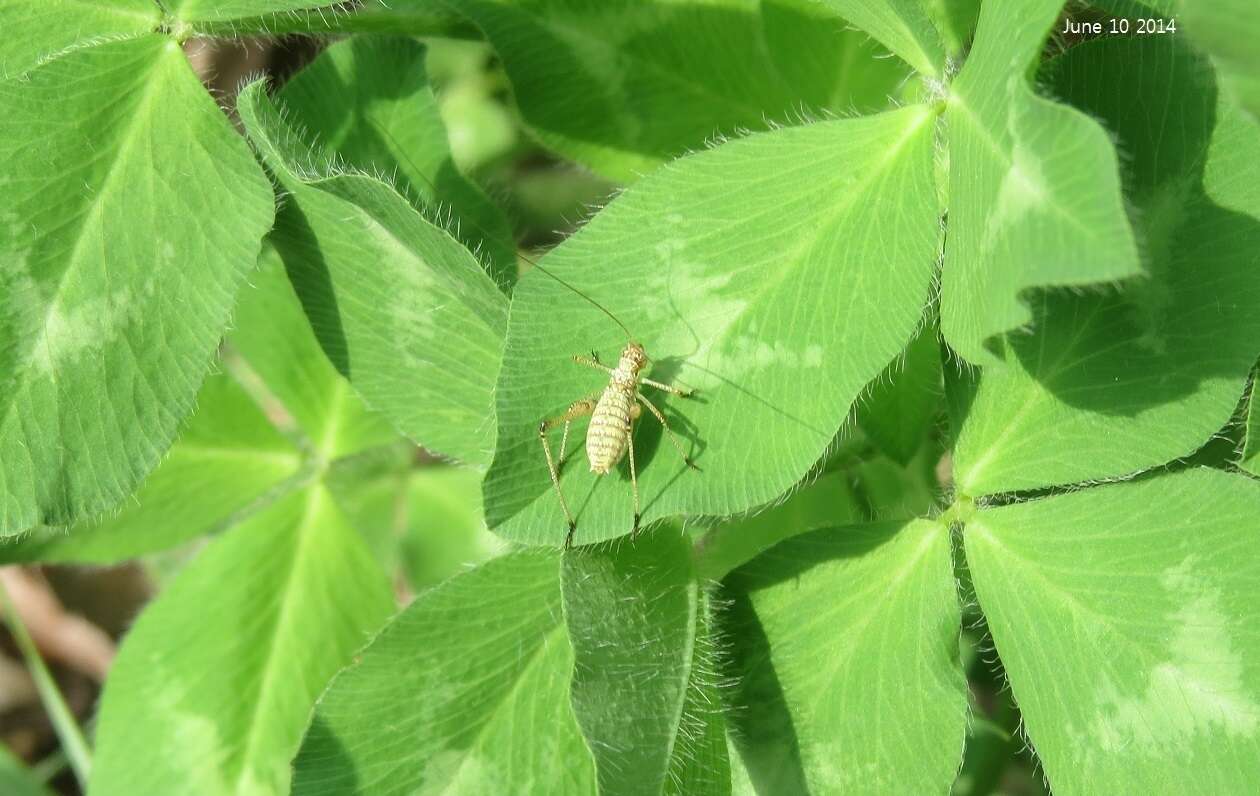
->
[1086, 557, 1259, 754]
[28, 282, 145, 377]
[981, 143, 1048, 257]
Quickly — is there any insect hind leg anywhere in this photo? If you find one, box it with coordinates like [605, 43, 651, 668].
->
[636, 393, 700, 470]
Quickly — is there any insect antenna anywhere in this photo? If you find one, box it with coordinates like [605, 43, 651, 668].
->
[362, 116, 634, 340]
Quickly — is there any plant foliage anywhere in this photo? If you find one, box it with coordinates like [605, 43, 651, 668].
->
[1, 0, 1257, 793]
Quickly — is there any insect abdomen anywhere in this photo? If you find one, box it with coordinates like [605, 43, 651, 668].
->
[587, 387, 633, 474]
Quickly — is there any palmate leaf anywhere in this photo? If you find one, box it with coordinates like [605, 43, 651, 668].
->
[0, 371, 300, 564]
[0, 0, 159, 78]
[939, 0, 1141, 364]
[562, 529, 728, 795]
[0, 247, 399, 565]
[950, 36, 1260, 496]
[438, 0, 913, 181]
[237, 80, 507, 469]
[723, 519, 967, 793]
[964, 469, 1260, 793]
[90, 486, 394, 796]
[1180, 0, 1260, 122]
[291, 551, 594, 795]
[811, 0, 946, 76]
[484, 105, 940, 546]
[0, 36, 274, 534]
[277, 36, 516, 285]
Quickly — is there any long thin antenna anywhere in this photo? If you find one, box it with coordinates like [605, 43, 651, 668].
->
[365, 117, 634, 340]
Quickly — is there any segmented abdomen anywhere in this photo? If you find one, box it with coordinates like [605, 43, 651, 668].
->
[587, 387, 633, 474]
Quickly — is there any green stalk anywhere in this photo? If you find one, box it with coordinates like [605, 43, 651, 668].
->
[0, 575, 92, 789]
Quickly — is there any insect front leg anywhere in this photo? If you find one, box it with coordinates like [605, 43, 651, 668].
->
[571, 353, 613, 375]
[640, 377, 695, 398]
[539, 398, 596, 548]
[636, 393, 700, 470]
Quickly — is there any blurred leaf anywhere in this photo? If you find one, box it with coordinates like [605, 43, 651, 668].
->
[563, 529, 729, 795]
[0, 744, 53, 796]
[939, 0, 1141, 364]
[857, 322, 941, 465]
[279, 37, 516, 286]
[723, 519, 967, 793]
[325, 457, 506, 590]
[440, 0, 912, 181]
[694, 469, 864, 581]
[430, 41, 520, 173]
[238, 81, 507, 468]
[965, 469, 1260, 793]
[400, 466, 505, 588]
[0, 37, 274, 533]
[812, 0, 946, 75]
[1180, 0, 1260, 122]
[91, 487, 394, 796]
[0, 372, 300, 564]
[291, 551, 594, 795]
[951, 36, 1260, 496]
[484, 106, 941, 545]
[231, 247, 399, 462]
[854, 445, 942, 520]
[1090, 0, 1173, 14]
[0, 0, 158, 78]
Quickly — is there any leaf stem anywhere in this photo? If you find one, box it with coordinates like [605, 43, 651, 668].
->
[0, 571, 92, 789]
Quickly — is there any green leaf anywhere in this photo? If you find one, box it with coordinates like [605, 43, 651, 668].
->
[0, 743, 53, 796]
[694, 469, 864, 581]
[90, 486, 394, 796]
[0, 37, 274, 533]
[291, 551, 595, 795]
[723, 519, 967, 793]
[922, 0, 980, 55]
[237, 82, 507, 468]
[1180, 0, 1260, 121]
[440, 0, 913, 181]
[165, 0, 343, 22]
[0, 0, 159, 78]
[484, 106, 941, 546]
[563, 529, 729, 795]
[399, 466, 505, 588]
[812, 0, 946, 76]
[951, 36, 1260, 496]
[277, 36, 516, 285]
[939, 0, 1141, 364]
[0, 371, 301, 564]
[856, 322, 941, 465]
[964, 469, 1260, 793]
[1244, 375, 1260, 477]
[324, 456, 507, 590]
[184, 5, 475, 37]
[231, 247, 398, 462]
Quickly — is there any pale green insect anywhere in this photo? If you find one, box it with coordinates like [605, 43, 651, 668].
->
[537, 337, 698, 548]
